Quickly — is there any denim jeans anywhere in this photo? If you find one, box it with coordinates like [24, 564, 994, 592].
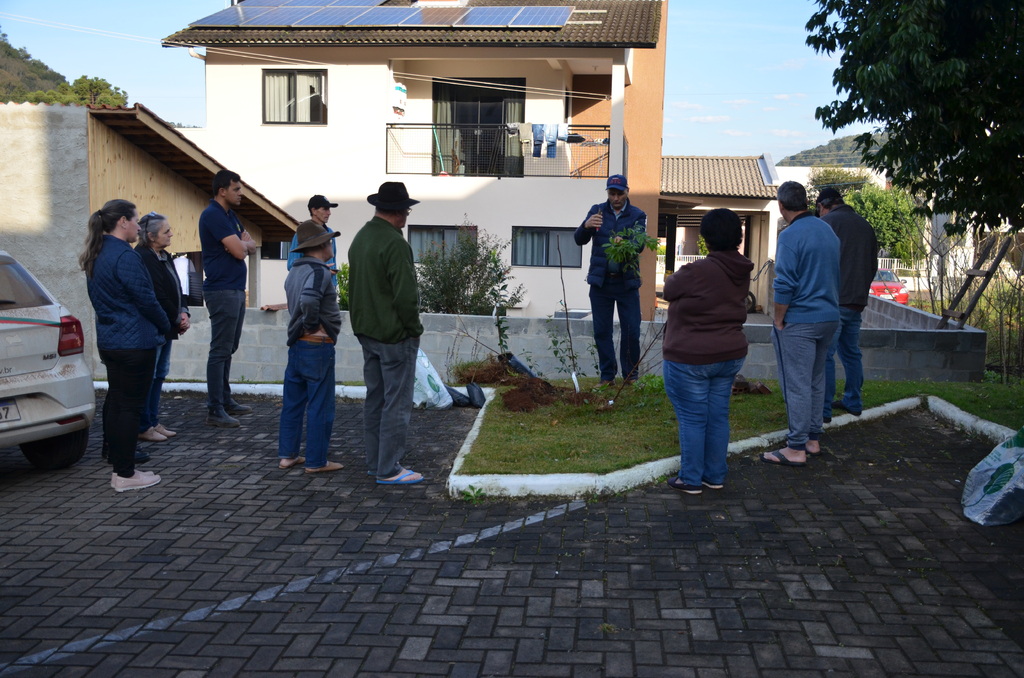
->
[205, 289, 246, 411]
[663, 357, 745, 486]
[100, 348, 156, 477]
[358, 334, 419, 478]
[278, 340, 337, 469]
[771, 321, 839, 450]
[140, 340, 172, 432]
[823, 306, 864, 418]
[590, 279, 641, 382]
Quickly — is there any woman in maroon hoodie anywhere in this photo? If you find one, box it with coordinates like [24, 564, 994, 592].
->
[662, 209, 753, 494]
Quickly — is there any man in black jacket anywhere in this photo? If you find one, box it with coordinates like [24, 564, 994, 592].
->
[816, 188, 878, 421]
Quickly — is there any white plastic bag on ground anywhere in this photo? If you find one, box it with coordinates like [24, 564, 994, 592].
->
[412, 349, 453, 409]
[962, 426, 1024, 526]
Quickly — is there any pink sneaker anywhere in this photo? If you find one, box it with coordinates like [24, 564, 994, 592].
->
[111, 471, 161, 492]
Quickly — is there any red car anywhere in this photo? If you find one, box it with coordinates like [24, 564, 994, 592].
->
[870, 269, 910, 304]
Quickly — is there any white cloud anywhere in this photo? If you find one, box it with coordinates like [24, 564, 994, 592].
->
[771, 129, 805, 138]
[686, 115, 730, 123]
[762, 106, 781, 112]
[722, 129, 752, 137]
[723, 99, 755, 107]
[773, 93, 807, 101]
[670, 101, 704, 110]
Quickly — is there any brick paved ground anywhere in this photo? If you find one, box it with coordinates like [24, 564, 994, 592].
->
[1, 393, 1023, 677]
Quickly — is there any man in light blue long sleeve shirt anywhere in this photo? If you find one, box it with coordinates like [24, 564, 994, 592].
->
[762, 181, 840, 468]
[288, 195, 338, 284]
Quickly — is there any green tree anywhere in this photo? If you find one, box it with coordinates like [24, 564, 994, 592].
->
[806, 0, 1024, 235]
[417, 224, 525, 316]
[846, 184, 925, 265]
[24, 75, 127, 106]
[807, 165, 872, 206]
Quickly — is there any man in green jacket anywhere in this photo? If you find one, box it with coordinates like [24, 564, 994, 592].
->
[348, 182, 425, 485]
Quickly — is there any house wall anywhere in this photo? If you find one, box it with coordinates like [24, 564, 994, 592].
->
[182, 43, 665, 318]
[625, 0, 669, 318]
[0, 103, 93, 340]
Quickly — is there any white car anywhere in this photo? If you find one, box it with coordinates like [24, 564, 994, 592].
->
[0, 251, 95, 470]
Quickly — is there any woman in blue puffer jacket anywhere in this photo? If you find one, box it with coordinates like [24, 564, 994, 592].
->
[79, 199, 170, 493]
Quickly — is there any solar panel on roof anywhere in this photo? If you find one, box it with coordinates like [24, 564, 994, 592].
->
[400, 7, 469, 26]
[455, 6, 522, 27]
[279, 0, 338, 6]
[509, 6, 573, 27]
[293, 6, 371, 25]
[236, 0, 281, 6]
[241, 7, 320, 25]
[329, 0, 387, 6]
[345, 7, 418, 25]
[190, 6, 271, 26]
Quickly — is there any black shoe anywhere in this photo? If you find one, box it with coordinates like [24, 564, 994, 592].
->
[667, 477, 702, 494]
[206, 409, 241, 428]
[226, 401, 253, 416]
[134, 449, 151, 464]
[831, 400, 861, 416]
[823, 415, 832, 423]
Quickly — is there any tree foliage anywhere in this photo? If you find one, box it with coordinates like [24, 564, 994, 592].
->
[23, 75, 127, 106]
[807, 165, 872, 206]
[846, 185, 925, 264]
[806, 0, 1024, 234]
[416, 225, 525, 316]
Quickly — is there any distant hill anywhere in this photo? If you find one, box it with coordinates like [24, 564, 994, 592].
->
[0, 28, 67, 101]
[778, 134, 886, 167]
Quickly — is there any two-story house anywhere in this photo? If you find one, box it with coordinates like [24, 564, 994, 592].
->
[164, 0, 668, 318]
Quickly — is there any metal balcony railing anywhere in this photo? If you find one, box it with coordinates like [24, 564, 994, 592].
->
[385, 123, 611, 178]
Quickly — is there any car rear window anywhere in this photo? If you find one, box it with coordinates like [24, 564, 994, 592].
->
[0, 260, 52, 311]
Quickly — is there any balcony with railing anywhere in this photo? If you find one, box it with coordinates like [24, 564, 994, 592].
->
[386, 123, 612, 178]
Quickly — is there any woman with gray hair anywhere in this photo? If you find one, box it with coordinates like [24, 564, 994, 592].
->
[137, 212, 191, 442]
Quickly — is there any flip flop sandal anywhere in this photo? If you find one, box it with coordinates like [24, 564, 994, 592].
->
[760, 450, 806, 467]
[376, 470, 424, 485]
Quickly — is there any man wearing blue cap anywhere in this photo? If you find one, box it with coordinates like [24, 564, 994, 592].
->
[574, 174, 649, 385]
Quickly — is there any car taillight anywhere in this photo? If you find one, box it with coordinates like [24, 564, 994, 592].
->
[58, 315, 85, 356]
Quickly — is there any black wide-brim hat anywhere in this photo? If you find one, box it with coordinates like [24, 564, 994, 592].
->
[367, 181, 420, 211]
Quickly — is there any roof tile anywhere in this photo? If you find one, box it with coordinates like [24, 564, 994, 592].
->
[164, 0, 662, 47]
[662, 156, 778, 200]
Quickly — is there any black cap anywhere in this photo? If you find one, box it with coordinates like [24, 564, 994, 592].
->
[308, 195, 338, 210]
[816, 187, 843, 206]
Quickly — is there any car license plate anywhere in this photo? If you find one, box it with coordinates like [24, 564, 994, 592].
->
[0, 400, 21, 423]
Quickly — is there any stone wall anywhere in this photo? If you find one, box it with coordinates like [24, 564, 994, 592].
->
[115, 304, 986, 385]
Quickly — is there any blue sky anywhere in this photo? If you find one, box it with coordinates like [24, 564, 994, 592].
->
[0, 0, 872, 162]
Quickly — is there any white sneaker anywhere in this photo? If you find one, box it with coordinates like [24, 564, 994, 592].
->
[111, 471, 161, 492]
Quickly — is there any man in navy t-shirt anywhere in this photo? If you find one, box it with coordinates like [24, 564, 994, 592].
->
[199, 169, 257, 427]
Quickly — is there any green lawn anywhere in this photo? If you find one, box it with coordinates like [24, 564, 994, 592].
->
[459, 378, 1023, 475]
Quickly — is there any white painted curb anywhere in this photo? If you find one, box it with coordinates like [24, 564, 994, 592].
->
[93, 382, 1016, 499]
[447, 394, 1017, 499]
[926, 396, 1015, 443]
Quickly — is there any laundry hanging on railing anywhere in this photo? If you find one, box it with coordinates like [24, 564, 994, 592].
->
[530, 123, 568, 158]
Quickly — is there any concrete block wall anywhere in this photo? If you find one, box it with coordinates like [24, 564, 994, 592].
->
[100, 306, 985, 386]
